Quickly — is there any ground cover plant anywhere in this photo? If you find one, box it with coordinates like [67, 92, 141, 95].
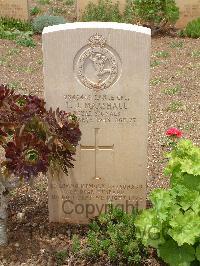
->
[0, 0, 200, 265]
[72, 206, 146, 265]
[135, 131, 200, 266]
[180, 17, 200, 38]
[0, 17, 35, 48]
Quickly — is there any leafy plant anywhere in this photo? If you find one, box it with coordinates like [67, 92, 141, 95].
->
[82, 0, 122, 22]
[154, 50, 170, 58]
[192, 50, 200, 58]
[0, 84, 81, 181]
[123, 0, 136, 23]
[73, 206, 146, 265]
[0, 17, 32, 32]
[150, 60, 162, 68]
[55, 250, 68, 266]
[16, 32, 36, 47]
[0, 17, 35, 47]
[135, 137, 200, 266]
[170, 40, 184, 48]
[133, 0, 179, 33]
[162, 85, 182, 95]
[32, 15, 66, 34]
[72, 234, 81, 254]
[180, 17, 200, 38]
[167, 101, 184, 112]
[30, 6, 41, 16]
[150, 77, 165, 85]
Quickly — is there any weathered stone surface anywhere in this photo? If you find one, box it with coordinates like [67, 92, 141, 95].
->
[176, 0, 200, 28]
[0, 0, 29, 21]
[43, 22, 151, 224]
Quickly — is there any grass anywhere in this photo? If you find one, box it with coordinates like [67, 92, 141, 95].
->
[8, 81, 23, 90]
[162, 85, 182, 95]
[150, 60, 162, 68]
[170, 40, 184, 48]
[37, 0, 50, 4]
[150, 77, 165, 85]
[16, 66, 36, 74]
[54, 250, 68, 266]
[166, 101, 184, 112]
[154, 50, 170, 58]
[0, 56, 11, 67]
[191, 50, 200, 58]
[7, 47, 21, 56]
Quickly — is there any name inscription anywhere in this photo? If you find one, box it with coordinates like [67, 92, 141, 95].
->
[65, 93, 136, 125]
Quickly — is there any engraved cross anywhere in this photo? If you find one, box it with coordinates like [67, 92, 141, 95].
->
[80, 128, 114, 180]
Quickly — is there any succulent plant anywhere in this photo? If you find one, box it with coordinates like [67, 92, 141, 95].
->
[0, 84, 81, 181]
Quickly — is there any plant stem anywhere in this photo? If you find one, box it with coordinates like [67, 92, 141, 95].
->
[0, 169, 7, 246]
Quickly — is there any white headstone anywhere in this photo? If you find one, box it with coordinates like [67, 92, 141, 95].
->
[43, 22, 151, 224]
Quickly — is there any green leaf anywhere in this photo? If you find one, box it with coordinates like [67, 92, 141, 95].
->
[196, 245, 200, 261]
[134, 209, 165, 248]
[182, 174, 200, 192]
[150, 188, 175, 221]
[158, 239, 195, 266]
[169, 210, 200, 246]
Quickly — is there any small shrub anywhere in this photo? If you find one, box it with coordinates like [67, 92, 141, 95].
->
[55, 250, 68, 266]
[133, 0, 179, 32]
[32, 15, 66, 33]
[180, 17, 200, 38]
[73, 206, 146, 265]
[82, 0, 122, 22]
[0, 17, 32, 32]
[123, 0, 135, 24]
[0, 17, 34, 47]
[0, 27, 21, 41]
[72, 234, 81, 254]
[30, 6, 41, 16]
[16, 33, 36, 48]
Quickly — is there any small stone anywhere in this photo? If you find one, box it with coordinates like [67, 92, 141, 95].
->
[17, 212, 24, 221]
[40, 249, 45, 254]
[14, 243, 19, 247]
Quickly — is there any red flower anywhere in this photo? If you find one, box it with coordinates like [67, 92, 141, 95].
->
[166, 128, 182, 138]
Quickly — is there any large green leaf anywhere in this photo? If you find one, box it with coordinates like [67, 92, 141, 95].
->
[150, 188, 175, 221]
[169, 210, 200, 246]
[196, 245, 200, 261]
[182, 174, 200, 192]
[158, 239, 195, 266]
[134, 209, 165, 248]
